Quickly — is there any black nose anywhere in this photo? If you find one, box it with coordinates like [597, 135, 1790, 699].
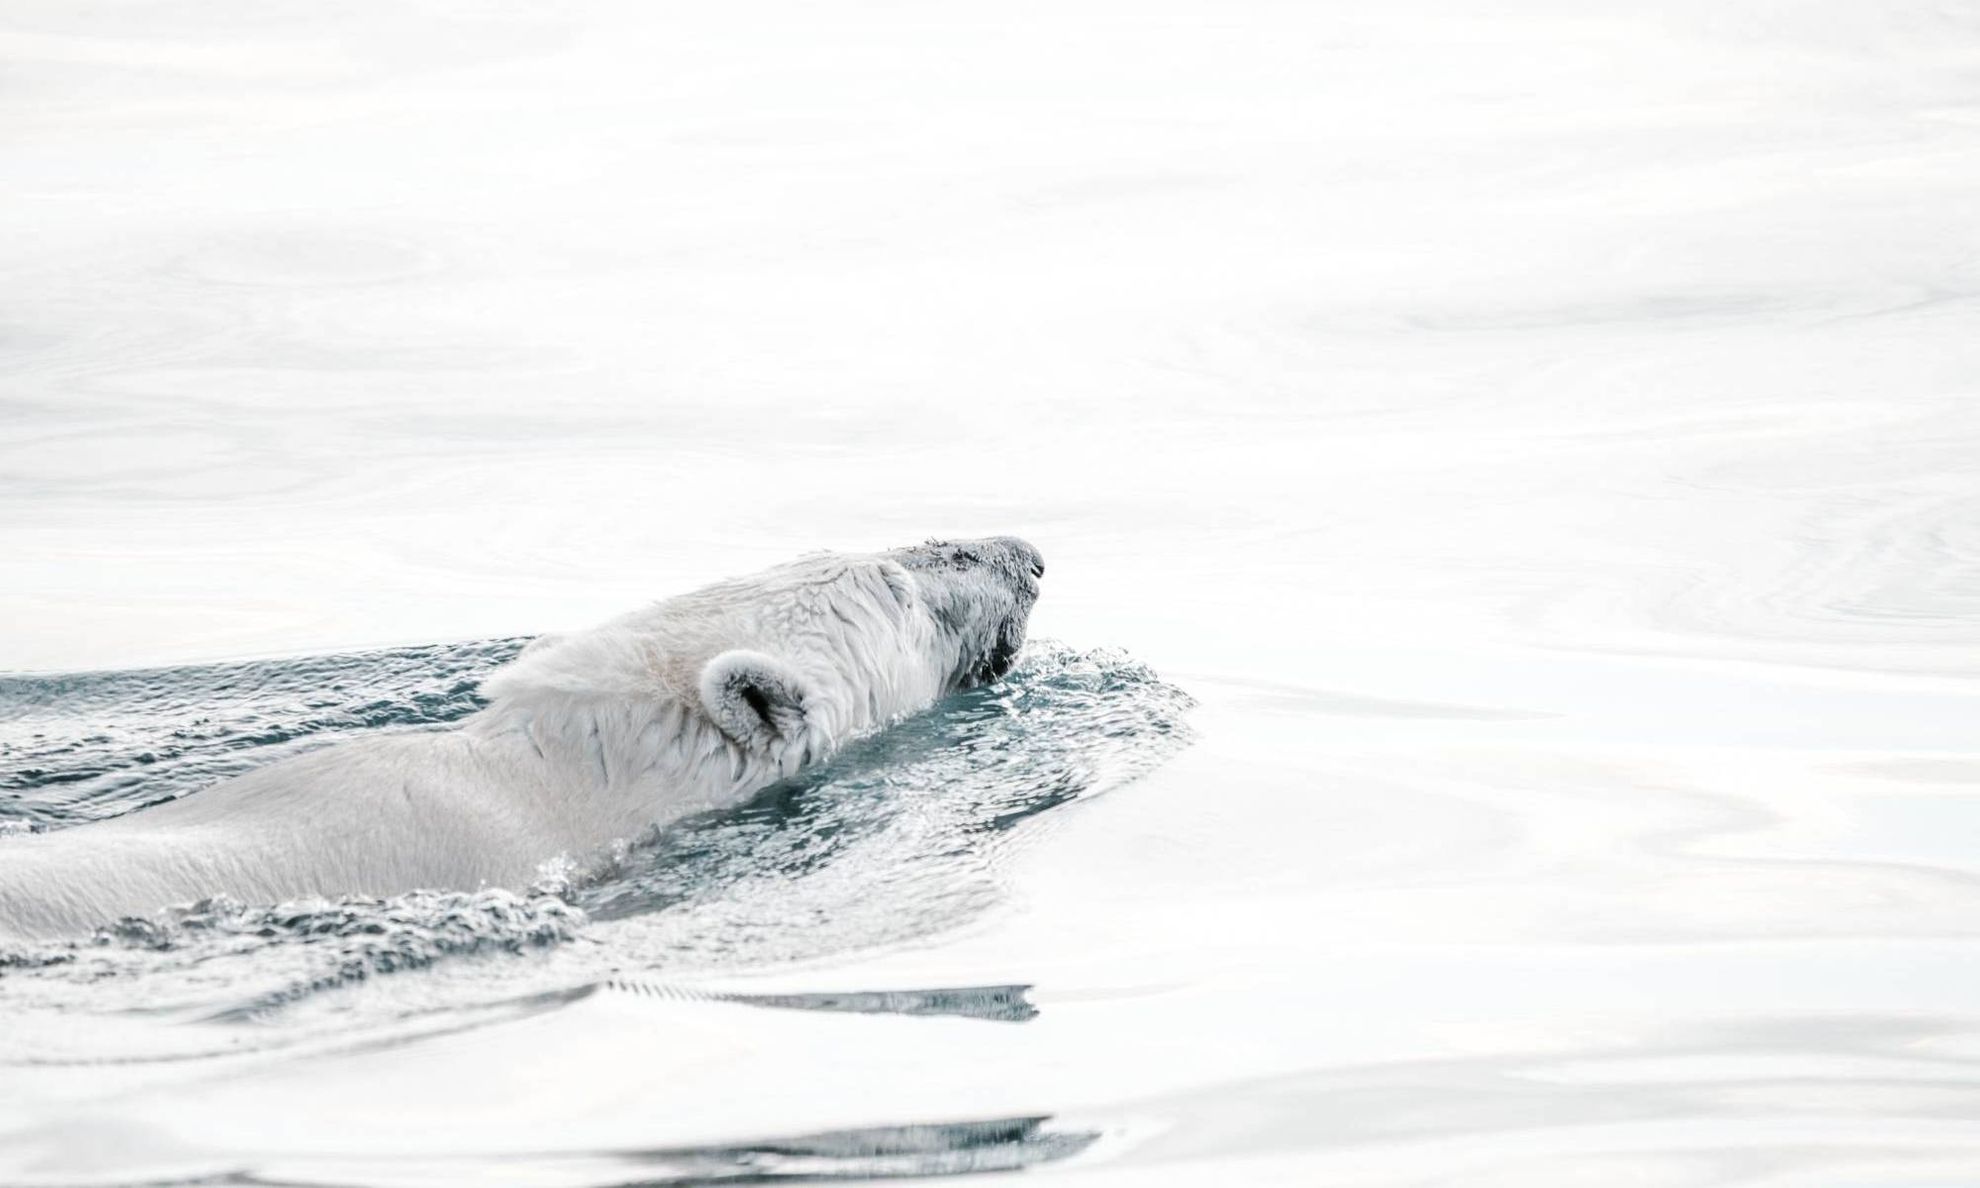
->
[1030, 560, 1045, 578]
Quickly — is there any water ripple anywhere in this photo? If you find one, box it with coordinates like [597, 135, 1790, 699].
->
[0, 637, 1192, 1054]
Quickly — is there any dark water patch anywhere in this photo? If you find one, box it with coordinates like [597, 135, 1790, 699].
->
[607, 1115, 1099, 1182]
[606, 980, 1039, 1023]
[61, 1115, 1098, 1187]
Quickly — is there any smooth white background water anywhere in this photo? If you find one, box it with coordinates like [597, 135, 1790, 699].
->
[4, 1, 1980, 1184]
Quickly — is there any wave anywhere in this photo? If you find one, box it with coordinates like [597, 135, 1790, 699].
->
[0, 637, 1192, 1055]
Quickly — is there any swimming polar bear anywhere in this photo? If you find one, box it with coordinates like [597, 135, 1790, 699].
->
[0, 536, 1044, 941]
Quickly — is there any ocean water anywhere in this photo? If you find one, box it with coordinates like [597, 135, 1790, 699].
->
[4, 0, 1980, 1184]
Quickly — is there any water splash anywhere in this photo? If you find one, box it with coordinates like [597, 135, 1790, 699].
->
[0, 637, 1191, 1052]
[567, 642, 1195, 968]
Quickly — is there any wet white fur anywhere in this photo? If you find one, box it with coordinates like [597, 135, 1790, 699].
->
[0, 542, 1039, 941]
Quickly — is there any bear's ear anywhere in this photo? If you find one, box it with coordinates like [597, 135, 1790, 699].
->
[699, 650, 811, 750]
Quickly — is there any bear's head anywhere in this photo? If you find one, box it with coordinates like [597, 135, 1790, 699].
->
[695, 535, 1044, 773]
[480, 536, 1043, 786]
[883, 535, 1044, 688]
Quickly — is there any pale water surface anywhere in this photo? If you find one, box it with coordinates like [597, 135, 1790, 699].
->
[3, 0, 1980, 1184]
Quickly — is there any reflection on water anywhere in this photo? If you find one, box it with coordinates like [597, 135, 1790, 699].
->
[84, 1116, 1099, 1188]
[607, 980, 1041, 1024]
[1084, 1021, 1980, 1187]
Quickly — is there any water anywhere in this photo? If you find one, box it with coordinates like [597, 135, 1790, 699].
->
[0, 641, 1189, 1040]
[5, 0, 1980, 1183]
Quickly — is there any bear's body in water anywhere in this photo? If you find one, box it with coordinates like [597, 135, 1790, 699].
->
[0, 537, 1044, 941]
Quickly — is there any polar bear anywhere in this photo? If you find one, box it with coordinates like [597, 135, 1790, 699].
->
[0, 536, 1044, 941]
